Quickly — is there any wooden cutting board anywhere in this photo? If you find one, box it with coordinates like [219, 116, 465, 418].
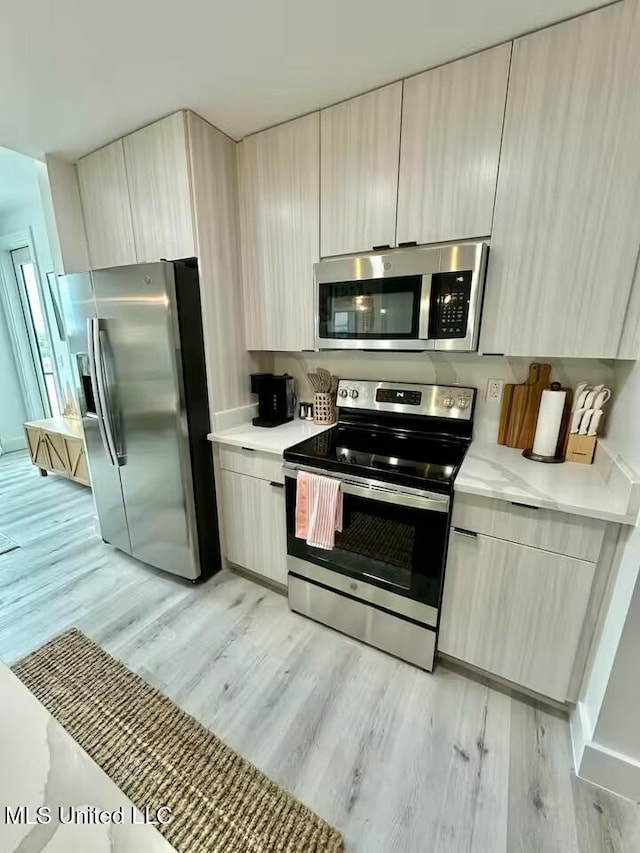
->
[507, 363, 552, 449]
[507, 363, 539, 448]
[497, 383, 515, 445]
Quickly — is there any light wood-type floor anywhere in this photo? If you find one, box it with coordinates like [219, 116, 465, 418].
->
[1, 449, 639, 853]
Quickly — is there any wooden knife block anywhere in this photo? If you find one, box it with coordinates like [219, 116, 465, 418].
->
[565, 434, 596, 464]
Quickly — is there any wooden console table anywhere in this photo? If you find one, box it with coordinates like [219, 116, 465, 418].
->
[24, 417, 91, 487]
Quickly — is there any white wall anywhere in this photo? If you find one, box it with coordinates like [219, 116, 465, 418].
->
[608, 360, 640, 472]
[574, 359, 640, 800]
[273, 351, 616, 442]
[0, 301, 27, 452]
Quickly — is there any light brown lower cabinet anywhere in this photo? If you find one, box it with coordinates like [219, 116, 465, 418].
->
[438, 530, 596, 701]
[24, 418, 91, 487]
[221, 469, 287, 587]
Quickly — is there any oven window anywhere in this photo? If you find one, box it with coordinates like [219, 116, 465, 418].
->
[285, 478, 449, 608]
[318, 276, 422, 339]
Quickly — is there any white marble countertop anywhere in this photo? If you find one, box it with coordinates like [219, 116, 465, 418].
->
[208, 419, 333, 455]
[0, 662, 176, 853]
[456, 441, 638, 525]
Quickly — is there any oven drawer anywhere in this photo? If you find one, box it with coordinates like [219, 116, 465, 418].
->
[451, 492, 605, 561]
[288, 574, 436, 671]
[219, 445, 284, 484]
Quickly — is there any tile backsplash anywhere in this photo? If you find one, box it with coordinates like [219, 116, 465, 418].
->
[273, 351, 616, 443]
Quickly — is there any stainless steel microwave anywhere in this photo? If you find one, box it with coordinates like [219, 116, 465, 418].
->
[315, 241, 488, 351]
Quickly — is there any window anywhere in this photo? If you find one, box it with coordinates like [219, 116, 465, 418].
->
[11, 247, 60, 417]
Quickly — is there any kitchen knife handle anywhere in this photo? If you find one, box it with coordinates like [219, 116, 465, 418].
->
[571, 408, 586, 434]
[588, 409, 604, 436]
[579, 409, 595, 435]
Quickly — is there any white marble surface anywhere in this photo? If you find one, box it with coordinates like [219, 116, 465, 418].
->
[456, 441, 639, 525]
[0, 663, 176, 853]
[208, 419, 333, 455]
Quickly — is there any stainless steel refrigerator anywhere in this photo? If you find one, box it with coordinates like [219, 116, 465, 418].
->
[58, 260, 220, 581]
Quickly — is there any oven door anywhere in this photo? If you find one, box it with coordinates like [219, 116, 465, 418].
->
[284, 466, 450, 628]
[317, 274, 430, 350]
[315, 248, 440, 351]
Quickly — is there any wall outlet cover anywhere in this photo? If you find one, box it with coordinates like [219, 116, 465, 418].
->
[486, 379, 504, 402]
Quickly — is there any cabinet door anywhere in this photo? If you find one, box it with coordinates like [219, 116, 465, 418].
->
[321, 83, 402, 257]
[77, 141, 137, 269]
[438, 531, 595, 701]
[481, 2, 640, 357]
[65, 436, 91, 486]
[396, 44, 510, 246]
[43, 431, 69, 476]
[221, 470, 287, 586]
[124, 112, 195, 262]
[25, 427, 50, 471]
[238, 113, 319, 351]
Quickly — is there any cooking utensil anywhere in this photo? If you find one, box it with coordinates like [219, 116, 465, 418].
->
[497, 383, 515, 445]
[307, 373, 322, 392]
[317, 367, 333, 393]
[575, 386, 592, 410]
[588, 409, 605, 436]
[506, 363, 539, 447]
[572, 382, 589, 411]
[507, 363, 551, 449]
[579, 409, 596, 435]
[592, 387, 611, 410]
[571, 408, 587, 434]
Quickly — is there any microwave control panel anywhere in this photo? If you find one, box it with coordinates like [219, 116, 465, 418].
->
[429, 270, 472, 339]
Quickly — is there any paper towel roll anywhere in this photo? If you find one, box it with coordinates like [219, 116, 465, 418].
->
[532, 389, 566, 457]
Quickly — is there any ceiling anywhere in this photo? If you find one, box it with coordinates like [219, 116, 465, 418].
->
[0, 0, 610, 162]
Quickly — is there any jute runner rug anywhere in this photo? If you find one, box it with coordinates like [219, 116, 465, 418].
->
[12, 628, 344, 853]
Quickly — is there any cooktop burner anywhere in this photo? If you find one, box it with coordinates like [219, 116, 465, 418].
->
[284, 380, 476, 493]
[285, 427, 466, 491]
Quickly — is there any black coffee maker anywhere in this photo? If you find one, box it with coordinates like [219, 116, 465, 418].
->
[251, 373, 296, 428]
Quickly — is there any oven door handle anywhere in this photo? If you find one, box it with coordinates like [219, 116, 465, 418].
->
[283, 463, 450, 513]
[418, 273, 433, 341]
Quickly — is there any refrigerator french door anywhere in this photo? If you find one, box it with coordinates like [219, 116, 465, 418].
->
[59, 261, 220, 581]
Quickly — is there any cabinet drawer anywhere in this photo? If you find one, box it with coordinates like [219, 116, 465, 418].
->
[218, 445, 284, 484]
[439, 531, 596, 700]
[452, 492, 605, 561]
[221, 470, 287, 586]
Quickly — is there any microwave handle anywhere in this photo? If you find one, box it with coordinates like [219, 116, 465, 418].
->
[418, 273, 433, 340]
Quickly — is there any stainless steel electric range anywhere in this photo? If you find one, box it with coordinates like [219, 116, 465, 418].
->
[283, 379, 476, 671]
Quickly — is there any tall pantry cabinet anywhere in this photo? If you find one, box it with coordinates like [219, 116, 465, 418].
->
[480, 1, 640, 358]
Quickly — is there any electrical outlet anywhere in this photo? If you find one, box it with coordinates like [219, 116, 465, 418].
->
[486, 379, 504, 403]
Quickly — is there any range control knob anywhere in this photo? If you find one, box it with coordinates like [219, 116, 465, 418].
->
[441, 396, 455, 408]
[349, 389, 359, 399]
[339, 389, 348, 398]
[456, 397, 470, 409]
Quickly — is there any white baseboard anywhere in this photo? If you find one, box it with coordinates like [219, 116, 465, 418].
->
[570, 701, 590, 768]
[572, 701, 640, 801]
[0, 435, 27, 454]
[579, 742, 640, 802]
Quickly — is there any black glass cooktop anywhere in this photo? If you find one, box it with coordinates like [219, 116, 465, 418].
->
[284, 425, 469, 492]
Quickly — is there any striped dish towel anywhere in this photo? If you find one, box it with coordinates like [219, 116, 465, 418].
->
[295, 472, 343, 550]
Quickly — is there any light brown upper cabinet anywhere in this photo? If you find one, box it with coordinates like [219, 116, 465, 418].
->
[123, 112, 196, 263]
[238, 113, 319, 351]
[480, 2, 640, 358]
[77, 140, 137, 269]
[396, 44, 511, 247]
[320, 83, 402, 257]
